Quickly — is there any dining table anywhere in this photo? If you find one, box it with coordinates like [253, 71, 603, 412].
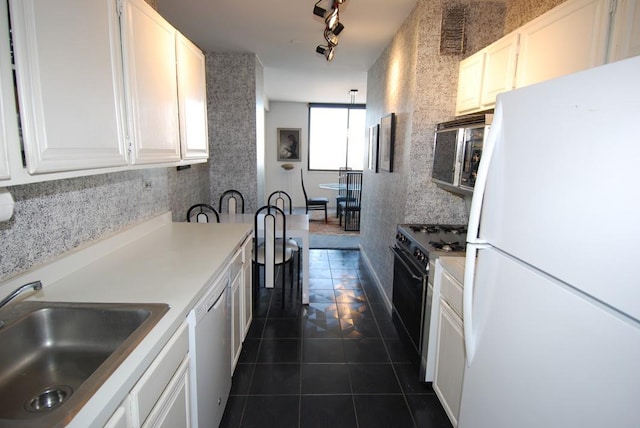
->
[218, 213, 310, 304]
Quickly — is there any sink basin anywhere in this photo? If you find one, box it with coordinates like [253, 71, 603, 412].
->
[0, 301, 169, 427]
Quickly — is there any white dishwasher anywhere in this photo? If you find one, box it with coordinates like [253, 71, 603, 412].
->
[188, 271, 231, 428]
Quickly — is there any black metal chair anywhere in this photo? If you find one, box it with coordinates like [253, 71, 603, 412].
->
[300, 170, 328, 223]
[267, 190, 301, 289]
[219, 189, 245, 214]
[253, 205, 295, 307]
[186, 204, 220, 223]
[338, 171, 362, 231]
[335, 167, 352, 217]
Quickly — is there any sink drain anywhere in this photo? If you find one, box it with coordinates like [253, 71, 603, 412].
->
[25, 385, 73, 412]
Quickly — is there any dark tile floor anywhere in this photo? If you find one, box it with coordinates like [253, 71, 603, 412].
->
[220, 249, 453, 428]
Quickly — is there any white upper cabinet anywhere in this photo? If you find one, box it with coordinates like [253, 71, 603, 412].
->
[515, 0, 610, 88]
[0, 2, 12, 180]
[456, 0, 615, 115]
[608, 0, 640, 62]
[455, 53, 486, 115]
[480, 32, 519, 107]
[455, 32, 519, 116]
[9, 0, 128, 174]
[176, 33, 209, 161]
[120, 0, 181, 165]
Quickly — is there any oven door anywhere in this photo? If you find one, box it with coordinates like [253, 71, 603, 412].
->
[390, 245, 429, 352]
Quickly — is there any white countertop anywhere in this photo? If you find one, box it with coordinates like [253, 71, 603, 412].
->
[0, 213, 252, 427]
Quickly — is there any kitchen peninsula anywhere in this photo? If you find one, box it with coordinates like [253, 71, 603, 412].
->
[0, 212, 252, 427]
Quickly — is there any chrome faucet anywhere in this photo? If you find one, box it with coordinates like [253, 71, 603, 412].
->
[0, 280, 43, 310]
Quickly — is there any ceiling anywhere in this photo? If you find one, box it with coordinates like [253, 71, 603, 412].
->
[157, 0, 418, 104]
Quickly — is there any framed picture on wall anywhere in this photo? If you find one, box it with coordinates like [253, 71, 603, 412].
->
[368, 124, 379, 172]
[277, 128, 301, 161]
[379, 113, 395, 172]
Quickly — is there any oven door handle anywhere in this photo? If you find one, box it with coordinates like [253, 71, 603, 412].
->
[389, 246, 426, 280]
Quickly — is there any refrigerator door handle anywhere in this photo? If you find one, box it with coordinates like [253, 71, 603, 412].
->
[467, 104, 503, 244]
[463, 243, 488, 366]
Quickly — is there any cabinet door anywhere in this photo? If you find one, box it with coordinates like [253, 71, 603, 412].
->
[0, 2, 12, 180]
[104, 405, 129, 428]
[480, 33, 519, 108]
[515, 0, 610, 88]
[121, 0, 181, 165]
[433, 299, 465, 427]
[231, 269, 242, 371]
[129, 323, 188, 427]
[455, 52, 486, 115]
[608, 0, 640, 62]
[176, 33, 209, 161]
[142, 356, 190, 428]
[8, 0, 128, 174]
[242, 239, 253, 339]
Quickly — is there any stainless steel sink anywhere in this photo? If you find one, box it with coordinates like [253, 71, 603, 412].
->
[0, 301, 169, 427]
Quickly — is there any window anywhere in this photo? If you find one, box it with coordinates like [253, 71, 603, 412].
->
[308, 103, 366, 171]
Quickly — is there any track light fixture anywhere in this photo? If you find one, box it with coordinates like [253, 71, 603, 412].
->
[313, 1, 327, 18]
[313, 0, 347, 61]
[316, 45, 335, 61]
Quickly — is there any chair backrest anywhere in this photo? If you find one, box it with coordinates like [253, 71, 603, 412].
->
[345, 172, 363, 210]
[268, 190, 293, 214]
[300, 170, 309, 202]
[338, 167, 352, 197]
[219, 190, 245, 214]
[186, 204, 220, 223]
[254, 205, 287, 289]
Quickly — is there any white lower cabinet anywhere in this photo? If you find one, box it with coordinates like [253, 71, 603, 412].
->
[433, 298, 464, 427]
[127, 322, 190, 428]
[230, 249, 243, 371]
[433, 258, 465, 428]
[242, 237, 253, 339]
[104, 406, 128, 428]
[141, 357, 190, 428]
[231, 236, 253, 372]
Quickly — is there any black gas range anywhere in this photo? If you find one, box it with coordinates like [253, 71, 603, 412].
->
[395, 223, 468, 271]
[391, 223, 468, 382]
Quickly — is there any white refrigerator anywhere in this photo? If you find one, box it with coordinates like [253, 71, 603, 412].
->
[459, 56, 640, 428]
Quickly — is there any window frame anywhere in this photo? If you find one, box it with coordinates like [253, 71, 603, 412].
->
[307, 102, 367, 172]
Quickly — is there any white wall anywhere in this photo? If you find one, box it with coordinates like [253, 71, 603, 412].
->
[265, 101, 340, 212]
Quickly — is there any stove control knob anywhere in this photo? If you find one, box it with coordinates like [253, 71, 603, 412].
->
[397, 233, 407, 243]
[414, 249, 425, 261]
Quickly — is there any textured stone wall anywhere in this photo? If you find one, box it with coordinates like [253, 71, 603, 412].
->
[505, 0, 566, 33]
[206, 53, 259, 213]
[361, 0, 506, 303]
[1, 169, 169, 281]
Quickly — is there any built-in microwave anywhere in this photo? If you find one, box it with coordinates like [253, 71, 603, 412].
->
[432, 113, 493, 195]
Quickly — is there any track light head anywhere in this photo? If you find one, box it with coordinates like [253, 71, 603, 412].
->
[313, 4, 326, 17]
[316, 45, 335, 61]
[332, 22, 344, 36]
[324, 27, 339, 46]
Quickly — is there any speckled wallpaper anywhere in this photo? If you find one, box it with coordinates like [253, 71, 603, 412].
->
[206, 53, 259, 214]
[361, 0, 507, 304]
[0, 169, 170, 281]
[505, 0, 566, 33]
